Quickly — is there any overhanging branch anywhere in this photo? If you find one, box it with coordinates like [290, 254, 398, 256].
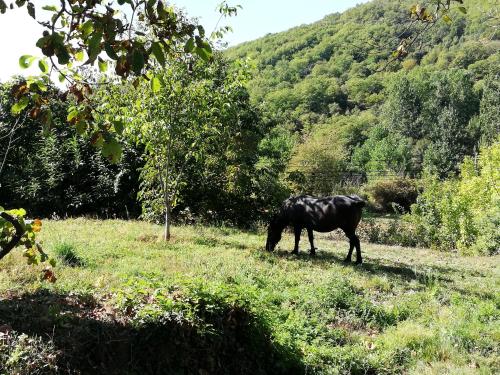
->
[0, 212, 25, 260]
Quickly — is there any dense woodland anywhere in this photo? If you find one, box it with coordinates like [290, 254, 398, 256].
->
[0, 0, 499, 253]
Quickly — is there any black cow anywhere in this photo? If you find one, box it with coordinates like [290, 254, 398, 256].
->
[265, 195, 366, 263]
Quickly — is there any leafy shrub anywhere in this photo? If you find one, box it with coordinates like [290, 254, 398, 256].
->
[114, 277, 304, 372]
[409, 138, 500, 255]
[364, 178, 419, 213]
[53, 243, 85, 267]
[328, 217, 421, 247]
[359, 218, 420, 247]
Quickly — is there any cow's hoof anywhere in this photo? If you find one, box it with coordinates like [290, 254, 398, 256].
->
[310, 250, 316, 257]
[291, 250, 298, 255]
[355, 260, 363, 265]
[343, 258, 351, 263]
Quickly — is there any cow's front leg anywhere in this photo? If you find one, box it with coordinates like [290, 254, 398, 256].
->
[344, 240, 354, 263]
[291, 226, 301, 254]
[307, 228, 316, 256]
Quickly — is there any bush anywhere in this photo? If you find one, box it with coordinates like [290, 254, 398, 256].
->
[364, 178, 419, 213]
[359, 218, 420, 247]
[53, 243, 85, 267]
[409, 138, 500, 255]
[328, 217, 421, 247]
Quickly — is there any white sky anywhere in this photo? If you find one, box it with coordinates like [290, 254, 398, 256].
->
[0, 1, 369, 83]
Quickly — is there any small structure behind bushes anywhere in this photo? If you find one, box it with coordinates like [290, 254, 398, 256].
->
[364, 178, 420, 213]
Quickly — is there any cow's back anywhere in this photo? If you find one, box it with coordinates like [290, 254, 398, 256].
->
[282, 195, 364, 233]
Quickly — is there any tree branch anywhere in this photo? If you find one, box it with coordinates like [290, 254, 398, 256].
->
[0, 212, 25, 261]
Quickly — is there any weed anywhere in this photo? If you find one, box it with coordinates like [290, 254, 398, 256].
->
[52, 243, 85, 267]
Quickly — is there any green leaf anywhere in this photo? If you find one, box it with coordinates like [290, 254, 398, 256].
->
[102, 138, 123, 163]
[75, 50, 84, 62]
[113, 120, 124, 135]
[195, 46, 211, 62]
[38, 59, 49, 73]
[184, 38, 195, 53]
[458, 6, 467, 14]
[67, 109, 79, 122]
[80, 20, 94, 38]
[88, 31, 103, 62]
[131, 49, 145, 74]
[104, 43, 118, 60]
[55, 46, 70, 65]
[442, 14, 452, 23]
[151, 42, 165, 66]
[151, 76, 161, 93]
[197, 25, 206, 38]
[98, 58, 108, 72]
[58, 72, 66, 82]
[11, 96, 29, 115]
[42, 5, 58, 12]
[200, 40, 213, 54]
[27, 1, 35, 18]
[19, 55, 36, 69]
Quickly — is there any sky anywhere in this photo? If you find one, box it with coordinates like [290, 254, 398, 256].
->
[0, 0, 369, 82]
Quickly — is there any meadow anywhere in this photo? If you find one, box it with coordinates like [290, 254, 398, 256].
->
[0, 219, 498, 374]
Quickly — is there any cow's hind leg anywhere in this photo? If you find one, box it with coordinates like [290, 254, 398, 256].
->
[344, 237, 354, 263]
[291, 226, 301, 255]
[307, 228, 316, 256]
[353, 234, 362, 264]
[343, 230, 362, 264]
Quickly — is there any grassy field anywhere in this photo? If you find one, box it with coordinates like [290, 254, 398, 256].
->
[0, 219, 499, 374]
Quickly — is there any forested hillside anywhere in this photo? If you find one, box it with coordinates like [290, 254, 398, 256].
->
[227, 0, 499, 190]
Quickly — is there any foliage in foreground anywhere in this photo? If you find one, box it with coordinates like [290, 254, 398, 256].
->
[0, 208, 53, 270]
[0, 220, 498, 373]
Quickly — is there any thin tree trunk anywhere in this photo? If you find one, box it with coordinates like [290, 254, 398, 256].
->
[164, 201, 171, 241]
[0, 115, 24, 178]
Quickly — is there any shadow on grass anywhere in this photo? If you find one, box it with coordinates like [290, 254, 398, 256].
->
[272, 249, 455, 284]
[0, 291, 303, 375]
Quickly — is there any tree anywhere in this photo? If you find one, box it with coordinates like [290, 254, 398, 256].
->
[286, 123, 348, 195]
[0, 80, 142, 218]
[476, 74, 500, 145]
[0, 0, 239, 260]
[120, 56, 253, 240]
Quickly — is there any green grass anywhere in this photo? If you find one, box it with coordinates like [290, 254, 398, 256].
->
[0, 219, 498, 374]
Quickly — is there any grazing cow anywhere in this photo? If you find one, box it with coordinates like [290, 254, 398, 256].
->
[265, 195, 366, 264]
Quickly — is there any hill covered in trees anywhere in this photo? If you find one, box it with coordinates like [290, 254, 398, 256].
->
[227, 0, 499, 191]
